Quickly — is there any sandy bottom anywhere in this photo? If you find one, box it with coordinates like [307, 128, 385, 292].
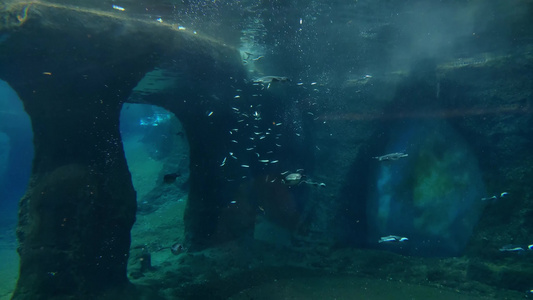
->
[0, 246, 18, 300]
[229, 276, 493, 300]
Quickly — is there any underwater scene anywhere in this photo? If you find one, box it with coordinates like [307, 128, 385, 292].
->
[0, 0, 532, 299]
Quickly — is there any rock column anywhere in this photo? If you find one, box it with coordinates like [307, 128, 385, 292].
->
[0, 3, 158, 298]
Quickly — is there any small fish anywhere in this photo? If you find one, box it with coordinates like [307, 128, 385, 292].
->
[373, 153, 408, 161]
[259, 136, 266, 140]
[163, 172, 181, 184]
[259, 159, 269, 163]
[230, 200, 237, 204]
[207, 111, 214, 116]
[253, 76, 290, 84]
[170, 243, 187, 255]
[246, 147, 255, 151]
[499, 245, 525, 252]
[270, 160, 279, 164]
[481, 196, 497, 201]
[231, 107, 240, 111]
[234, 95, 241, 98]
[241, 164, 250, 168]
[500, 192, 509, 197]
[379, 235, 408, 243]
[231, 140, 238, 143]
[220, 157, 227, 166]
[311, 82, 317, 85]
[112, 5, 125, 11]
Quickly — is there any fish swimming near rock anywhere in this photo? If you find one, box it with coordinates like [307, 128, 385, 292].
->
[163, 172, 181, 184]
[170, 242, 187, 255]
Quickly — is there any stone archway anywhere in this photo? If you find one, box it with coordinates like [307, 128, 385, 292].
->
[0, 2, 247, 299]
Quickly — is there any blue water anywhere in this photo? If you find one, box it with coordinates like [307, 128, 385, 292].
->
[0, 81, 33, 224]
[0, 1, 532, 299]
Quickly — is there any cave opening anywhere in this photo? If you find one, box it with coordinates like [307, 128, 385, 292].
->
[0, 80, 33, 297]
[119, 103, 190, 278]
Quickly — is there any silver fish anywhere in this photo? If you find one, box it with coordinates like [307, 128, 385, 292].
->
[373, 153, 408, 161]
[379, 235, 408, 243]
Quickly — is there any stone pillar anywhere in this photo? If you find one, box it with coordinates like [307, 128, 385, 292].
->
[0, 3, 159, 299]
[3, 64, 150, 300]
[13, 98, 137, 299]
